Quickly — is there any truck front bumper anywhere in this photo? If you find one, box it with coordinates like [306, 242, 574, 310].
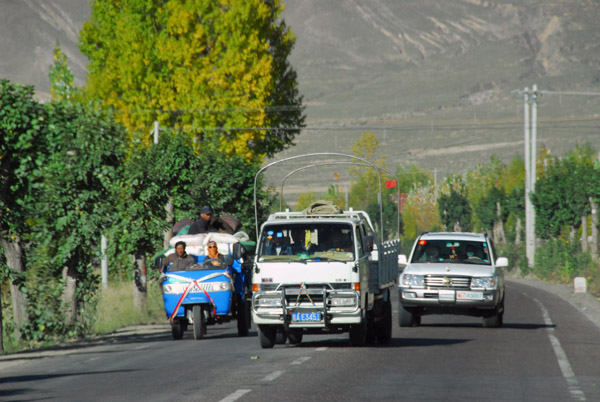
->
[252, 289, 362, 327]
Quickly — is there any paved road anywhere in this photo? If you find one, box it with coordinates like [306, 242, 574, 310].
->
[1, 279, 599, 401]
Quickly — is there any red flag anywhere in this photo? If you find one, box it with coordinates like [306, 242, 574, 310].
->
[385, 180, 397, 189]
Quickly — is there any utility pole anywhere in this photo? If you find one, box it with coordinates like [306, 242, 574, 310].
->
[523, 85, 538, 267]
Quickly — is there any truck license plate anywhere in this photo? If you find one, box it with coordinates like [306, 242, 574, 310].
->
[457, 291, 484, 300]
[292, 312, 321, 322]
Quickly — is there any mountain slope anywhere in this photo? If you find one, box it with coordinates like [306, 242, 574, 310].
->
[1, 0, 599, 193]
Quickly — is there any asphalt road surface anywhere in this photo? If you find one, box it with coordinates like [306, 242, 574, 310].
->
[1, 279, 599, 402]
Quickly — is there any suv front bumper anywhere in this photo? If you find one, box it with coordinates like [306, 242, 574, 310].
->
[399, 287, 501, 310]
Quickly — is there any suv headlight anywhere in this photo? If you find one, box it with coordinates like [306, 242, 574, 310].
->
[471, 276, 497, 289]
[401, 274, 424, 288]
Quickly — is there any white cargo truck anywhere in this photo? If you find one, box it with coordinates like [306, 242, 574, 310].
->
[251, 153, 401, 348]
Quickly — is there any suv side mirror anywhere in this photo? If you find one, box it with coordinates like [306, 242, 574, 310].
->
[398, 255, 407, 265]
[495, 257, 508, 267]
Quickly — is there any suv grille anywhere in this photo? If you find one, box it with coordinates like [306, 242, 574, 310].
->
[424, 276, 470, 289]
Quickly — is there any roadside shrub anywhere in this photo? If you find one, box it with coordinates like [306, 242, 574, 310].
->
[534, 239, 591, 282]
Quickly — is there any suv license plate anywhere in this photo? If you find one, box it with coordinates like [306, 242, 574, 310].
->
[457, 291, 484, 300]
[438, 290, 455, 302]
[292, 312, 321, 322]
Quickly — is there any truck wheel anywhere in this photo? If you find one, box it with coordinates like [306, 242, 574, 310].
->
[349, 320, 367, 347]
[398, 302, 417, 327]
[288, 330, 303, 345]
[193, 305, 206, 340]
[258, 325, 276, 349]
[171, 321, 184, 340]
[275, 327, 288, 344]
[376, 299, 393, 344]
[236, 301, 251, 337]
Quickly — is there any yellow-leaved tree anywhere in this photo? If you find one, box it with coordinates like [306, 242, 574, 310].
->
[79, 0, 304, 161]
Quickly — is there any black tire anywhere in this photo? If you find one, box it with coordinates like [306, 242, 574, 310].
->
[398, 302, 416, 327]
[349, 320, 367, 347]
[171, 320, 184, 340]
[287, 330, 303, 345]
[275, 328, 288, 344]
[483, 300, 504, 328]
[258, 325, 276, 349]
[237, 301, 251, 337]
[193, 305, 206, 340]
[366, 318, 376, 345]
[376, 299, 393, 344]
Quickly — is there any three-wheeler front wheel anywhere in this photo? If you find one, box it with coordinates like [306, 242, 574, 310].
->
[171, 321, 184, 340]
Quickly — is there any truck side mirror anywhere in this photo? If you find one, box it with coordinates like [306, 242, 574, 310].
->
[154, 257, 163, 270]
[223, 254, 234, 267]
[364, 235, 374, 252]
[232, 242, 242, 259]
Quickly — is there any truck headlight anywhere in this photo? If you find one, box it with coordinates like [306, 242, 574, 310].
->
[329, 296, 356, 307]
[402, 274, 424, 288]
[471, 277, 497, 289]
[257, 297, 282, 307]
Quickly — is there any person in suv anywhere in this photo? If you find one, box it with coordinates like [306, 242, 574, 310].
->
[397, 231, 508, 328]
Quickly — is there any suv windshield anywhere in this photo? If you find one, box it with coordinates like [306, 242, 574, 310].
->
[410, 239, 491, 265]
[258, 222, 355, 262]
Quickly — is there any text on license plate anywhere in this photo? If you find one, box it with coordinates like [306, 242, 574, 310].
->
[292, 312, 321, 322]
[456, 291, 484, 300]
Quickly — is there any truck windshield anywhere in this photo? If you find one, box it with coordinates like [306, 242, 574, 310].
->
[258, 223, 355, 262]
[410, 240, 491, 265]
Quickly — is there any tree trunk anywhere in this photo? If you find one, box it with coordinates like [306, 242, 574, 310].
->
[590, 197, 598, 260]
[1, 238, 28, 340]
[570, 226, 576, 245]
[581, 215, 588, 253]
[495, 202, 506, 245]
[62, 262, 78, 325]
[132, 253, 147, 311]
[163, 198, 174, 250]
[515, 217, 521, 245]
[1, 286, 4, 353]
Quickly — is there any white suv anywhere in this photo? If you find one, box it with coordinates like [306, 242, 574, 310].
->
[398, 232, 508, 328]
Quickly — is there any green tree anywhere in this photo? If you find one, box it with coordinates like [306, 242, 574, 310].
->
[532, 145, 598, 240]
[0, 80, 48, 343]
[31, 102, 126, 329]
[438, 176, 472, 232]
[396, 163, 433, 194]
[49, 43, 75, 101]
[79, 0, 304, 161]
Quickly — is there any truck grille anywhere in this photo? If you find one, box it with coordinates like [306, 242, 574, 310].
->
[282, 285, 326, 305]
[424, 276, 470, 289]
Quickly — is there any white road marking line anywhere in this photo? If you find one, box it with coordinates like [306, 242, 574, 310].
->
[262, 370, 284, 381]
[290, 356, 311, 365]
[315, 347, 328, 351]
[528, 294, 587, 401]
[218, 389, 251, 402]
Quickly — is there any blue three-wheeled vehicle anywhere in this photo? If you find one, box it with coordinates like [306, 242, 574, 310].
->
[157, 240, 253, 340]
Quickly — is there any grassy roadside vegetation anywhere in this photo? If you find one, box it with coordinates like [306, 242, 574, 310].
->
[92, 280, 166, 335]
[1, 279, 167, 354]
